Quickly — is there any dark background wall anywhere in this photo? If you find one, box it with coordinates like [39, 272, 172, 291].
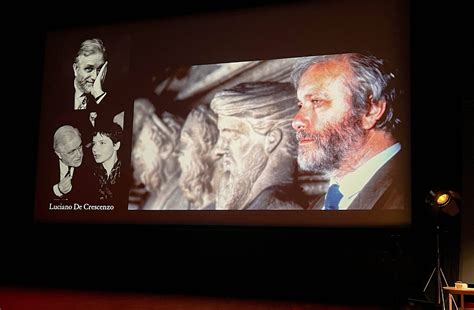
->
[2, 0, 472, 307]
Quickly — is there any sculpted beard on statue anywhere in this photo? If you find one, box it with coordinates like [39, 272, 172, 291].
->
[177, 105, 220, 209]
[296, 108, 367, 174]
[211, 82, 304, 210]
[179, 152, 222, 209]
[216, 144, 267, 210]
[130, 111, 186, 210]
[132, 116, 165, 192]
[179, 158, 204, 205]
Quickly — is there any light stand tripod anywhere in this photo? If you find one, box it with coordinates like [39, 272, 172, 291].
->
[423, 224, 449, 309]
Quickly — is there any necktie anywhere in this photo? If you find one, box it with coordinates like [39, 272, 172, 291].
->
[65, 166, 72, 178]
[324, 184, 343, 210]
[79, 95, 87, 109]
[89, 111, 98, 126]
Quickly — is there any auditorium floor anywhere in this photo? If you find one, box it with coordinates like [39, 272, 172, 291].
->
[1, 287, 392, 309]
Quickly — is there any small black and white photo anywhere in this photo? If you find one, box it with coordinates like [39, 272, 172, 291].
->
[35, 31, 133, 213]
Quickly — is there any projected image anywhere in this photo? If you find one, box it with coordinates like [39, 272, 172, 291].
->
[128, 53, 407, 211]
[33, 0, 410, 226]
[35, 35, 132, 212]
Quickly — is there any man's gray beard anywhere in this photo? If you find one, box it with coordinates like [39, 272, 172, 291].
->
[297, 111, 366, 174]
[216, 148, 267, 210]
[77, 78, 90, 94]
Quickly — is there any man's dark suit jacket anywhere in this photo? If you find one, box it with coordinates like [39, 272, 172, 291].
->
[45, 156, 95, 204]
[53, 88, 124, 144]
[310, 151, 408, 210]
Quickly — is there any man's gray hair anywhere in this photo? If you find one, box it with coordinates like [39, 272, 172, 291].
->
[53, 125, 81, 152]
[75, 38, 107, 64]
[291, 53, 399, 131]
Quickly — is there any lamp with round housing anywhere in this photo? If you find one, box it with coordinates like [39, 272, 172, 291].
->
[423, 189, 461, 309]
[426, 190, 460, 217]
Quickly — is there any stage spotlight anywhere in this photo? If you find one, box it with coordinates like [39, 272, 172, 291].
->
[422, 189, 461, 309]
[425, 190, 460, 217]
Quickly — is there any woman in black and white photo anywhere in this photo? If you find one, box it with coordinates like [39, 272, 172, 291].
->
[91, 121, 123, 202]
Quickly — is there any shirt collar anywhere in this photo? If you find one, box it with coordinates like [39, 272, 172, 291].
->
[329, 142, 401, 199]
[74, 82, 87, 110]
[59, 159, 74, 179]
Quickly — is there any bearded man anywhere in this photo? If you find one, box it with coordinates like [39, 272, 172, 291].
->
[291, 53, 407, 210]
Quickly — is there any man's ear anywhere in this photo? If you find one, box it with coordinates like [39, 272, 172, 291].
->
[265, 128, 282, 154]
[113, 141, 121, 151]
[55, 151, 62, 160]
[73, 63, 78, 77]
[362, 95, 386, 129]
